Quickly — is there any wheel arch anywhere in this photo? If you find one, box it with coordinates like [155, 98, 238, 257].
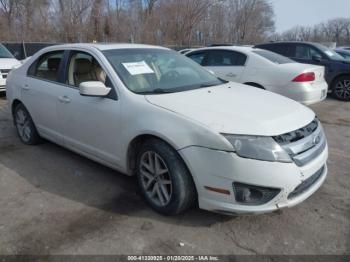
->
[330, 73, 350, 91]
[126, 134, 187, 177]
[127, 134, 172, 176]
[11, 99, 24, 124]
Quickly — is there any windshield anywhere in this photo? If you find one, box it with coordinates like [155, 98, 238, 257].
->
[335, 49, 350, 60]
[253, 49, 293, 64]
[103, 48, 225, 94]
[0, 44, 14, 58]
[314, 43, 344, 61]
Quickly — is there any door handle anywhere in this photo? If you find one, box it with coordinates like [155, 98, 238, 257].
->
[226, 73, 236, 77]
[21, 84, 30, 91]
[58, 96, 71, 103]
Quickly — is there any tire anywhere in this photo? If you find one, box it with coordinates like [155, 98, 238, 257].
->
[14, 103, 41, 145]
[331, 76, 350, 101]
[136, 138, 197, 215]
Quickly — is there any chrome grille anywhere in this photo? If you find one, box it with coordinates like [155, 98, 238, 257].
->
[274, 119, 326, 167]
[274, 119, 318, 145]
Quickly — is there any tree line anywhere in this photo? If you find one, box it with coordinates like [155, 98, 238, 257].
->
[274, 18, 350, 46]
[0, 0, 349, 47]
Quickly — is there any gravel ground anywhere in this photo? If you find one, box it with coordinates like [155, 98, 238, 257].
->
[0, 93, 349, 255]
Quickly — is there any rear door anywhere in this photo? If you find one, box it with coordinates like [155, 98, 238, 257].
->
[203, 50, 247, 82]
[23, 50, 66, 144]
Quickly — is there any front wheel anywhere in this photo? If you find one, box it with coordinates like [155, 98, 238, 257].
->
[331, 76, 350, 101]
[14, 103, 41, 145]
[136, 139, 197, 215]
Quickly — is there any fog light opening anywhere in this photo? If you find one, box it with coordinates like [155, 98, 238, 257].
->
[233, 182, 280, 206]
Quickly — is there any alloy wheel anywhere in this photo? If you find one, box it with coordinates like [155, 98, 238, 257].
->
[15, 108, 32, 143]
[335, 79, 350, 100]
[139, 151, 173, 207]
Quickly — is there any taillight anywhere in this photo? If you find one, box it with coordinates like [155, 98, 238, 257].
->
[292, 72, 315, 82]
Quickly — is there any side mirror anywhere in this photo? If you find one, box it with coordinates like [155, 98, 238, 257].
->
[312, 54, 322, 62]
[79, 81, 111, 97]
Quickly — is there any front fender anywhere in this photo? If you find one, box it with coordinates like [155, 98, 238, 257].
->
[119, 97, 234, 170]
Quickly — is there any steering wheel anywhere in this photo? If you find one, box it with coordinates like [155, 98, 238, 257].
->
[162, 70, 180, 81]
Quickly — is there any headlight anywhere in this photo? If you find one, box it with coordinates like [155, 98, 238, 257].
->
[222, 134, 292, 163]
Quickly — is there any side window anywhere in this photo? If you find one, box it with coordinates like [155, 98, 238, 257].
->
[272, 44, 288, 56]
[258, 44, 290, 57]
[67, 51, 108, 88]
[29, 51, 64, 82]
[206, 50, 247, 66]
[187, 52, 206, 65]
[294, 45, 322, 60]
[233, 51, 248, 66]
[310, 47, 323, 58]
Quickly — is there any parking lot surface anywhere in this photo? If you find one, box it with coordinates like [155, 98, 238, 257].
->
[0, 94, 349, 255]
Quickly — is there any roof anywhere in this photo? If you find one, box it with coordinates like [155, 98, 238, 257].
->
[255, 41, 317, 46]
[190, 45, 256, 53]
[44, 43, 168, 51]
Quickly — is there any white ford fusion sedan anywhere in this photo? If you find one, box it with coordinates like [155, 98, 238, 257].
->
[6, 43, 328, 215]
[186, 46, 328, 105]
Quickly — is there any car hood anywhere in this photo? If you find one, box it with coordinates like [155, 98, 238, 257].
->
[145, 83, 315, 136]
[0, 58, 21, 70]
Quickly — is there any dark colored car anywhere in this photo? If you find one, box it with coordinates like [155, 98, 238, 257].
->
[255, 42, 350, 101]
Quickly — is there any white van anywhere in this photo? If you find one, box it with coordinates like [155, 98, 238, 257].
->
[0, 44, 21, 92]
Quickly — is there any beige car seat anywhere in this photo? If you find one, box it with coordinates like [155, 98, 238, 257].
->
[74, 58, 97, 86]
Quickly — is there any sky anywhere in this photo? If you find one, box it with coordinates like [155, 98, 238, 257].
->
[272, 0, 350, 32]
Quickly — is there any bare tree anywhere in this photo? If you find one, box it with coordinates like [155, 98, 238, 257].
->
[276, 18, 350, 46]
[0, 0, 277, 46]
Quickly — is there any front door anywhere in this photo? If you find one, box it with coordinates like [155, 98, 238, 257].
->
[57, 51, 122, 166]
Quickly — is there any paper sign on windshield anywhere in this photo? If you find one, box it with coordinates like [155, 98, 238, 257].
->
[122, 61, 155, 75]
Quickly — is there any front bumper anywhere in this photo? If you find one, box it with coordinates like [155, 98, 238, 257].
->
[267, 81, 328, 105]
[178, 143, 328, 215]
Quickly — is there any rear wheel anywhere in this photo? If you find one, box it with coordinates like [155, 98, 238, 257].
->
[136, 139, 196, 215]
[331, 76, 350, 101]
[14, 103, 41, 145]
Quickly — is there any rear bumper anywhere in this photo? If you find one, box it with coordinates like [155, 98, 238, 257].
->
[267, 81, 328, 105]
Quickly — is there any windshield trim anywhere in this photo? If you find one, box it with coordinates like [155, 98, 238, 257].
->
[136, 80, 228, 95]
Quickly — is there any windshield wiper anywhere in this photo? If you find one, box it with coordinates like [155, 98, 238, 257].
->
[199, 78, 228, 88]
[138, 88, 176, 95]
